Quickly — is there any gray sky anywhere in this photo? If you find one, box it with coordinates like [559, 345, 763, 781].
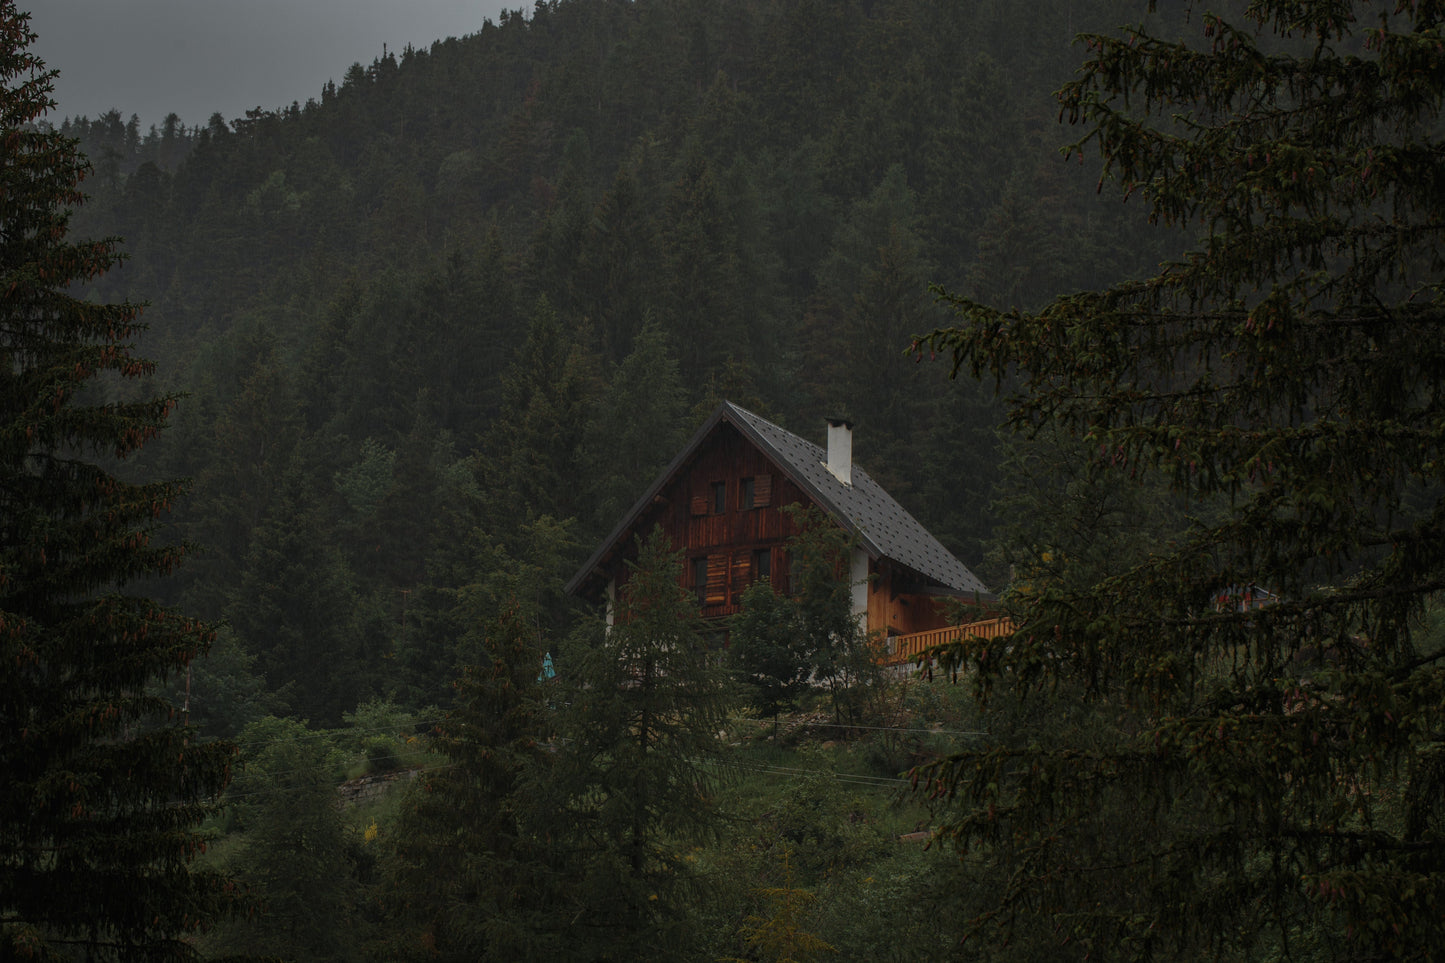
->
[29, 0, 516, 130]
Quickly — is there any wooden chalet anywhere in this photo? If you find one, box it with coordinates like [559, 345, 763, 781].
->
[565, 401, 997, 663]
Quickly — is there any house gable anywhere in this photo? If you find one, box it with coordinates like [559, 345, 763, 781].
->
[568, 418, 810, 617]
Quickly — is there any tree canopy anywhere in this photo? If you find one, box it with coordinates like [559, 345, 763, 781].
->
[919, 1, 1445, 958]
[0, 5, 237, 957]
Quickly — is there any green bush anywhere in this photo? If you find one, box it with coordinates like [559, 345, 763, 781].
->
[765, 771, 888, 880]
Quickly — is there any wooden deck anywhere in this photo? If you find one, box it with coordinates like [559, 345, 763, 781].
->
[882, 616, 1014, 666]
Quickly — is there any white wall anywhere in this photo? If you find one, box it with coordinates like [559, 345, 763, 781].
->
[850, 547, 869, 624]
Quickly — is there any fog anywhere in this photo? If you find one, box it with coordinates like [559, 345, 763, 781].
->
[29, 0, 515, 128]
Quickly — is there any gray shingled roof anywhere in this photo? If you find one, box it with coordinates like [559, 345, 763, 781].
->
[722, 403, 988, 596]
[566, 401, 990, 599]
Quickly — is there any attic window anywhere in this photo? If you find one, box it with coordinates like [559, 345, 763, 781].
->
[741, 477, 755, 510]
[711, 481, 726, 514]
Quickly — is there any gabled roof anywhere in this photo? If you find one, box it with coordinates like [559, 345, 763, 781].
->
[566, 401, 990, 599]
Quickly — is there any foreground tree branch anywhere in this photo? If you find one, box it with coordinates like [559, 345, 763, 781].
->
[916, 2, 1445, 959]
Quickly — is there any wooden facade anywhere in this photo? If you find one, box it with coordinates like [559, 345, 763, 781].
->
[603, 421, 809, 618]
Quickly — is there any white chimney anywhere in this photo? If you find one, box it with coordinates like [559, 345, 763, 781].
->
[826, 417, 853, 486]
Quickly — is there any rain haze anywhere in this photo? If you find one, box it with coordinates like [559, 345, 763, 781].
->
[29, 0, 516, 129]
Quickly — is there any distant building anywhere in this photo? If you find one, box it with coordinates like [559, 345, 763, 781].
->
[1214, 584, 1278, 613]
[566, 401, 998, 657]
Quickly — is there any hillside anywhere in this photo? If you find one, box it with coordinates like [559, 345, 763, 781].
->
[57, 0, 1164, 726]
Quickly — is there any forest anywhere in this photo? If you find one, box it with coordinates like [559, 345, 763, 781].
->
[54, 0, 1175, 730]
[6, 0, 1445, 960]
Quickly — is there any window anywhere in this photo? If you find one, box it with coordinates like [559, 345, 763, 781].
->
[785, 552, 801, 596]
[693, 557, 708, 605]
[740, 476, 755, 510]
[711, 481, 726, 514]
[753, 548, 771, 583]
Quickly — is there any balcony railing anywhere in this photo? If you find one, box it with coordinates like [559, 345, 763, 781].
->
[883, 616, 1014, 666]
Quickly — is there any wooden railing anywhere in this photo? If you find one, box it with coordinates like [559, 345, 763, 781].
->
[883, 616, 1014, 666]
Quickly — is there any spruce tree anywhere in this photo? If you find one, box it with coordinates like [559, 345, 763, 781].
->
[921, 1, 1445, 958]
[784, 506, 879, 729]
[544, 527, 733, 961]
[384, 603, 561, 962]
[0, 5, 237, 959]
[209, 718, 353, 963]
[729, 580, 811, 732]
[731, 507, 879, 733]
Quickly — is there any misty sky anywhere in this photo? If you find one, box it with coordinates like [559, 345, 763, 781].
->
[29, 0, 516, 129]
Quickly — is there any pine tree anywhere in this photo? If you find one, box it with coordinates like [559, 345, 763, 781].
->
[227, 456, 362, 725]
[920, 1, 1445, 958]
[474, 296, 605, 544]
[730, 580, 811, 733]
[544, 527, 733, 961]
[384, 603, 562, 962]
[803, 164, 945, 498]
[587, 316, 689, 532]
[209, 718, 355, 963]
[783, 506, 879, 729]
[0, 6, 238, 958]
[730, 507, 879, 734]
[726, 855, 836, 963]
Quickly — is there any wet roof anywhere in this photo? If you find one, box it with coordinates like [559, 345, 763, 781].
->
[566, 400, 990, 599]
[723, 402, 988, 596]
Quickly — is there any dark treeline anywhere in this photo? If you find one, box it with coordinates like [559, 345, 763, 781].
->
[59, 109, 201, 177]
[60, 0, 1165, 728]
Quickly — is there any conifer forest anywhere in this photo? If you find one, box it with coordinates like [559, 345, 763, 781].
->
[4, 0, 1445, 960]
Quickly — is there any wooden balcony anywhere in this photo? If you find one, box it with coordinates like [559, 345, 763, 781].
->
[882, 616, 1014, 667]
